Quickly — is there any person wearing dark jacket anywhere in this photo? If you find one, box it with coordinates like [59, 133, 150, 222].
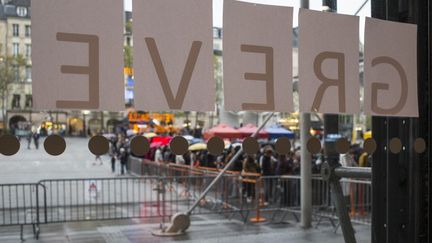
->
[119, 147, 129, 175]
[275, 153, 294, 205]
[259, 148, 277, 205]
[242, 156, 259, 202]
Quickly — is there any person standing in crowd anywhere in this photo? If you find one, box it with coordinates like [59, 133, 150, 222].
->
[230, 146, 244, 172]
[275, 153, 294, 206]
[155, 147, 164, 163]
[227, 146, 243, 198]
[175, 154, 185, 165]
[109, 137, 118, 173]
[275, 153, 293, 176]
[163, 146, 174, 163]
[119, 147, 129, 175]
[189, 151, 197, 168]
[259, 147, 277, 205]
[27, 130, 32, 149]
[93, 154, 103, 166]
[110, 153, 116, 173]
[183, 151, 191, 166]
[242, 155, 258, 203]
[33, 130, 40, 150]
[340, 147, 358, 216]
[206, 152, 217, 168]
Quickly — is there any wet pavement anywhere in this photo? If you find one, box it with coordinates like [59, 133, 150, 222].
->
[0, 137, 371, 242]
[0, 214, 371, 243]
[0, 137, 115, 184]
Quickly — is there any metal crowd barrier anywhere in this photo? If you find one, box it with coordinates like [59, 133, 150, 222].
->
[0, 160, 372, 240]
[0, 183, 44, 240]
[140, 160, 372, 227]
[38, 177, 162, 223]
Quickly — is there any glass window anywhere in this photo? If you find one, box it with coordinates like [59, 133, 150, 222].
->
[13, 43, 19, 56]
[25, 95, 32, 108]
[25, 66, 31, 82]
[25, 44, 31, 58]
[16, 7, 27, 17]
[25, 25, 31, 37]
[12, 24, 19, 37]
[12, 94, 20, 109]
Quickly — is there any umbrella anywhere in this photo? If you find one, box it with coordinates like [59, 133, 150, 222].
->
[150, 141, 163, 149]
[237, 123, 268, 138]
[151, 136, 172, 146]
[266, 126, 295, 139]
[189, 143, 207, 151]
[182, 135, 194, 141]
[144, 132, 157, 138]
[191, 138, 204, 144]
[102, 133, 116, 139]
[204, 123, 241, 139]
[126, 129, 136, 137]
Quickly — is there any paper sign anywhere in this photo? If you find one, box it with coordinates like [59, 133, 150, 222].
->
[223, 0, 293, 112]
[32, 0, 124, 111]
[133, 0, 214, 111]
[364, 18, 418, 117]
[299, 9, 359, 114]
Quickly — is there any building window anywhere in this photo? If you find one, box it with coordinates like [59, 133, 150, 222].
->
[12, 24, 19, 37]
[25, 44, 31, 58]
[126, 37, 131, 46]
[16, 7, 27, 17]
[12, 94, 20, 109]
[25, 95, 32, 108]
[25, 66, 31, 81]
[13, 43, 19, 56]
[25, 25, 31, 37]
[213, 28, 220, 39]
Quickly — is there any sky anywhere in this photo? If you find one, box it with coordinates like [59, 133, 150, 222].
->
[123, 0, 371, 39]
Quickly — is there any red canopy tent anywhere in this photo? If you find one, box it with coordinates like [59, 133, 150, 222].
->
[150, 136, 172, 148]
[204, 123, 241, 139]
[237, 123, 268, 138]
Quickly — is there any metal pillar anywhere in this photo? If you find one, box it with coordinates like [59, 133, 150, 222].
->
[300, 113, 312, 228]
[300, 0, 312, 229]
[371, 0, 430, 242]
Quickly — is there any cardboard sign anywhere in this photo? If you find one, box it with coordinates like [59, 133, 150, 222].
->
[32, 0, 124, 111]
[133, 0, 214, 112]
[223, 0, 293, 112]
[298, 9, 360, 114]
[364, 18, 418, 117]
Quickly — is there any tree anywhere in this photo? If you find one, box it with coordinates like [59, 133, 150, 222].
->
[0, 54, 27, 132]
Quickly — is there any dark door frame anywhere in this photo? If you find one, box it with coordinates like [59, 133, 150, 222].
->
[371, 1, 431, 243]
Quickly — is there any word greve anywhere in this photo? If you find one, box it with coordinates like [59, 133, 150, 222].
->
[32, 0, 418, 117]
